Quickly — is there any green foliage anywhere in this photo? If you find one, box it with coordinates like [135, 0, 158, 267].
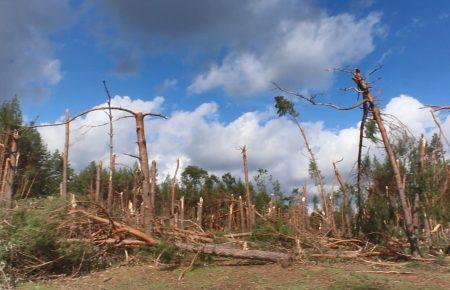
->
[274, 96, 297, 117]
[364, 119, 379, 143]
[250, 219, 294, 249]
[0, 198, 113, 285]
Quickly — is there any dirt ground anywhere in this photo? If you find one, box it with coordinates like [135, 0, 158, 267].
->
[20, 258, 450, 290]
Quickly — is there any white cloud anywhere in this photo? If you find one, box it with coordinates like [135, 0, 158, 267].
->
[39, 94, 447, 194]
[382, 94, 436, 137]
[188, 13, 382, 95]
[98, 1, 382, 96]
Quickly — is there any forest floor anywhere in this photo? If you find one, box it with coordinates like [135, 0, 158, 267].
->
[19, 258, 450, 290]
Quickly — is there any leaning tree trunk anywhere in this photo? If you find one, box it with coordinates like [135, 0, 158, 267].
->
[352, 69, 419, 256]
[291, 116, 333, 232]
[332, 161, 352, 237]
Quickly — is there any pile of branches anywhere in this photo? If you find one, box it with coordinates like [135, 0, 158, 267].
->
[67, 202, 440, 270]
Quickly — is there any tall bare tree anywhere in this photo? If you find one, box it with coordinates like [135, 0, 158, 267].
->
[241, 145, 254, 229]
[103, 81, 115, 210]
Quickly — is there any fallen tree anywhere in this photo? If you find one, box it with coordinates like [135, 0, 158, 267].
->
[70, 209, 293, 265]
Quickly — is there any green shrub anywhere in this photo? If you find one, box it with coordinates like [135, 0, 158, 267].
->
[0, 197, 118, 286]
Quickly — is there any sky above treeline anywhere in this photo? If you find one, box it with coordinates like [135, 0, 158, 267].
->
[1, 0, 450, 192]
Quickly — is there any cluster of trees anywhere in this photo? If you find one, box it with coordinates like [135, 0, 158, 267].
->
[1, 83, 449, 254]
[0, 98, 65, 198]
[0, 97, 284, 216]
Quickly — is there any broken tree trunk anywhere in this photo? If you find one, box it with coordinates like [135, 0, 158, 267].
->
[300, 182, 309, 230]
[71, 209, 292, 264]
[135, 112, 153, 229]
[170, 158, 180, 216]
[103, 81, 115, 211]
[2, 130, 18, 207]
[150, 160, 157, 219]
[227, 195, 234, 231]
[95, 161, 102, 203]
[268, 193, 276, 217]
[108, 154, 115, 210]
[239, 195, 246, 232]
[197, 197, 203, 228]
[61, 110, 70, 199]
[174, 242, 291, 264]
[241, 145, 254, 228]
[180, 196, 185, 229]
[352, 69, 419, 256]
[332, 161, 352, 237]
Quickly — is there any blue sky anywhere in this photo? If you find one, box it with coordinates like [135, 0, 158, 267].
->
[2, 0, 450, 190]
[6, 0, 447, 128]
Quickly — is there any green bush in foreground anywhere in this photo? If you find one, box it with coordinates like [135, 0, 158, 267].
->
[0, 197, 113, 287]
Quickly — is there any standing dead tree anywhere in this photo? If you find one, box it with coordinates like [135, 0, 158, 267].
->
[103, 81, 115, 210]
[241, 145, 254, 229]
[274, 68, 421, 255]
[95, 161, 103, 203]
[27, 105, 167, 230]
[0, 130, 19, 207]
[171, 158, 180, 216]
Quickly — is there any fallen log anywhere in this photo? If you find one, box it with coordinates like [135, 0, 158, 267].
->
[174, 242, 292, 264]
[70, 209, 160, 245]
[71, 209, 293, 265]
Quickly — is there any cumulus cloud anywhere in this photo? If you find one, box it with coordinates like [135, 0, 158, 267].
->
[189, 13, 382, 95]
[38, 93, 448, 194]
[0, 0, 72, 101]
[382, 94, 436, 137]
[96, 0, 382, 95]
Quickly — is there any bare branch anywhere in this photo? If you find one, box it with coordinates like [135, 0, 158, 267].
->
[273, 82, 366, 111]
[24, 106, 168, 129]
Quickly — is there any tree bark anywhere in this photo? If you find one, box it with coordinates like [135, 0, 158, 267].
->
[61, 110, 70, 199]
[95, 161, 102, 203]
[301, 182, 309, 230]
[170, 158, 179, 216]
[352, 69, 419, 256]
[238, 195, 246, 232]
[197, 197, 203, 228]
[180, 196, 185, 229]
[104, 81, 115, 211]
[135, 112, 153, 229]
[241, 145, 254, 228]
[227, 196, 234, 231]
[150, 160, 157, 218]
[332, 161, 351, 237]
[2, 130, 18, 207]
[71, 209, 292, 264]
[108, 154, 115, 210]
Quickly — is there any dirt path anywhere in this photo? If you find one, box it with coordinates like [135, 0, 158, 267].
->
[20, 260, 450, 290]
